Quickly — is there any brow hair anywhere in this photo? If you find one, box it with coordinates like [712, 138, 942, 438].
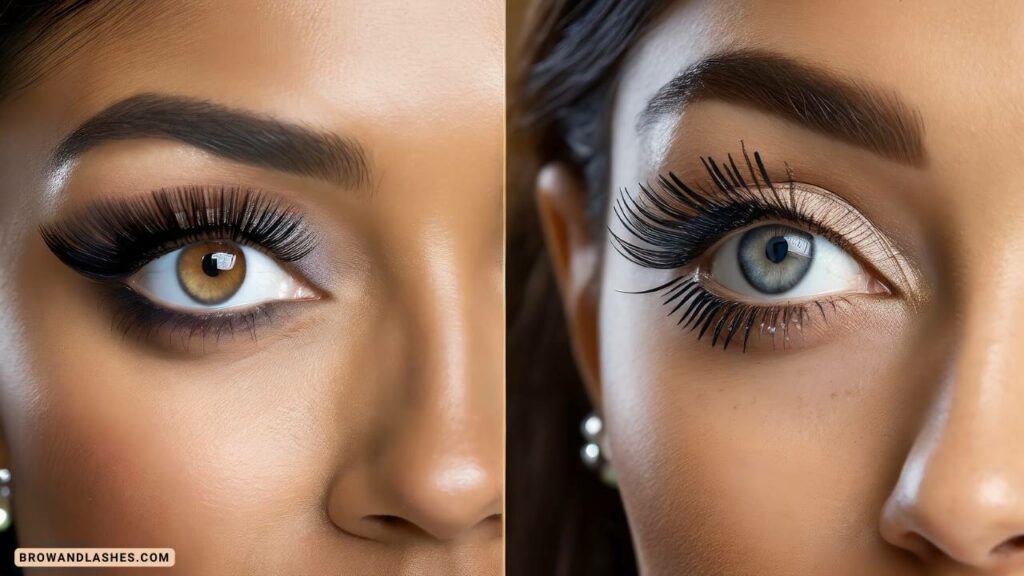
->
[641, 50, 926, 166]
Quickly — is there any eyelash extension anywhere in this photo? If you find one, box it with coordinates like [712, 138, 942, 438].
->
[611, 143, 884, 351]
[611, 142, 865, 270]
[40, 185, 317, 280]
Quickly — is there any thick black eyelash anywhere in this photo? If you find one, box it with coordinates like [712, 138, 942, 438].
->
[610, 143, 856, 270]
[40, 185, 317, 280]
[611, 143, 878, 351]
[631, 276, 851, 352]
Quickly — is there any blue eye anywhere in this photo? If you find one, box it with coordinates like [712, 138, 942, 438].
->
[737, 224, 815, 294]
[709, 222, 879, 301]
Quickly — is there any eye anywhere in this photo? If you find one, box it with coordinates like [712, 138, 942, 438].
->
[707, 223, 885, 300]
[127, 241, 317, 311]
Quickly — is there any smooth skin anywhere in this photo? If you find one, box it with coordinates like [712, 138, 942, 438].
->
[539, 1, 1024, 575]
[0, 1, 502, 574]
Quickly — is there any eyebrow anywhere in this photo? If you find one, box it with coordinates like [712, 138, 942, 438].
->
[51, 93, 371, 188]
[639, 50, 925, 166]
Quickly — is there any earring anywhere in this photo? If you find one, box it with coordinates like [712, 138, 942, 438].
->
[580, 413, 617, 487]
[0, 468, 10, 532]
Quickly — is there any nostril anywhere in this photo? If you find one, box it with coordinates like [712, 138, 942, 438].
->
[363, 514, 417, 535]
[993, 535, 1024, 555]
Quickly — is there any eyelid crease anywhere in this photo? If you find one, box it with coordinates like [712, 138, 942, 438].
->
[609, 143, 918, 296]
[40, 185, 318, 280]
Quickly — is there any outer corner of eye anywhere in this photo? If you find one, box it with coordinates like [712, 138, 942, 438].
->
[126, 242, 319, 312]
[707, 223, 890, 301]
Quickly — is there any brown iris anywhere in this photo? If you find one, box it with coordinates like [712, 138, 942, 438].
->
[176, 242, 247, 305]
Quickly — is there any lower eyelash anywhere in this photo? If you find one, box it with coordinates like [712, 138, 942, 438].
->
[103, 285, 278, 351]
[630, 276, 850, 352]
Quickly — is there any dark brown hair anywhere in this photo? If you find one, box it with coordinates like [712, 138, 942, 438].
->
[0, 0, 145, 101]
[507, 0, 670, 574]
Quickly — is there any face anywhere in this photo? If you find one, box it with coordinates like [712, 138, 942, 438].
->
[540, 0, 1024, 574]
[0, 1, 502, 574]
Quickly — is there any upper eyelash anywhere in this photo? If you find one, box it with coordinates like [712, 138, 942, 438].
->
[40, 185, 317, 280]
[609, 142, 891, 274]
[610, 143, 907, 351]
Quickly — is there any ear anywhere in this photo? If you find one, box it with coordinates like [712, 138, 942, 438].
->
[535, 162, 603, 408]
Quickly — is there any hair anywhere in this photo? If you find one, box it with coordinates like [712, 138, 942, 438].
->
[507, 0, 671, 574]
[0, 0, 147, 101]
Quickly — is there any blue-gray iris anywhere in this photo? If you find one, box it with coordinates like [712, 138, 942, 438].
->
[737, 224, 814, 294]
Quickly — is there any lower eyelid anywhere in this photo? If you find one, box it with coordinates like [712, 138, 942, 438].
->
[98, 283, 318, 353]
[631, 275, 882, 353]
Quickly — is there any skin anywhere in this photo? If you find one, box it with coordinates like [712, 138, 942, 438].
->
[539, 1, 1024, 575]
[0, 1, 503, 574]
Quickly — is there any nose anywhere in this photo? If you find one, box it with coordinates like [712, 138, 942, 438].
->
[880, 285, 1024, 571]
[328, 414, 502, 542]
[326, 257, 502, 543]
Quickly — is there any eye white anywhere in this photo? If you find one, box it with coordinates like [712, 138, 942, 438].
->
[128, 244, 316, 311]
[709, 225, 875, 301]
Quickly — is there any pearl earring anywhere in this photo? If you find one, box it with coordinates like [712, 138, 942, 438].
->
[0, 468, 11, 532]
[580, 413, 617, 487]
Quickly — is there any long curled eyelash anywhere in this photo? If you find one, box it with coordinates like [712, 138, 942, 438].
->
[40, 185, 317, 280]
[40, 186, 318, 349]
[611, 142, 885, 271]
[612, 143, 893, 351]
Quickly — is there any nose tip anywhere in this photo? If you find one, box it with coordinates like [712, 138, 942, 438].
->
[329, 456, 502, 543]
[383, 459, 502, 541]
[881, 473, 1024, 569]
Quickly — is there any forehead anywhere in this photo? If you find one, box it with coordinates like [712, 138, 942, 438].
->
[9, 0, 502, 139]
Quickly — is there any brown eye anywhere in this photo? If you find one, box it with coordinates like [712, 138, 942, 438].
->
[176, 242, 247, 305]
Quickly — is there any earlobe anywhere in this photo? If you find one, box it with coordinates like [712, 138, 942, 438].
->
[534, 162, 604, 408]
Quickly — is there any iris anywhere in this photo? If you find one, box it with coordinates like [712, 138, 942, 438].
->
[737, 224, 814, 294]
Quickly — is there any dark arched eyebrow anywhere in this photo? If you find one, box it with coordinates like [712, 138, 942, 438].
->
[639, 50, 925, 166]
[50, 93, 371, 188]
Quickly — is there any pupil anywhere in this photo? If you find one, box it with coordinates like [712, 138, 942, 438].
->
[201, 253, 221, 277]
[765, 236, 789, 263]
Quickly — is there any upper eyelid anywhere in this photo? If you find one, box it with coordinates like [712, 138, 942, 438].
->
[610, 149, 918, 294]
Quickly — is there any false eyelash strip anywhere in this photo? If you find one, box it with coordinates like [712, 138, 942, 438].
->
[610, 142, 876, 272]
[630, 276, 848, 352]
[40, 185, 317, 280]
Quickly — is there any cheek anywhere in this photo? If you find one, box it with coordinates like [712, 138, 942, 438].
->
[8, 295, 360, 570]
[599, 279, 918, 573]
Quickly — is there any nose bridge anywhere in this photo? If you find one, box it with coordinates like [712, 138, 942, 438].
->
[387, 229, 501, 539]
[325, 220, 501, 542]
[882, 246, 1024, 565]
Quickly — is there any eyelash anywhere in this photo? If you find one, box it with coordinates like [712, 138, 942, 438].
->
[40, 185, 317, 345]
[611, 143, 887, 352]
